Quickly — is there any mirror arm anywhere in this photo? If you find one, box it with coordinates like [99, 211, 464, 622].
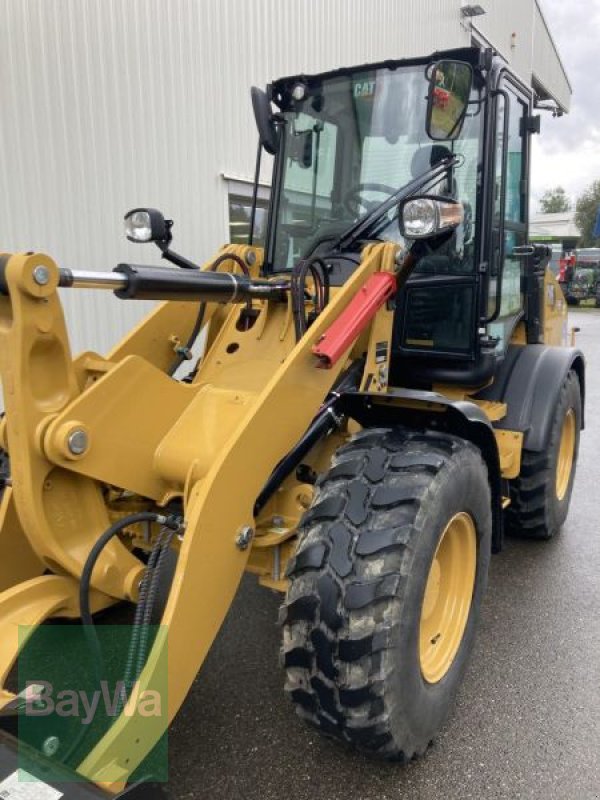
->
[248, 140, 263, 246]
[155, 240, 199, 271]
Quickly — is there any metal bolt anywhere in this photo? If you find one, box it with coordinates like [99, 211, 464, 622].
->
[67, 428, 88, 455]
[42, 736, 60, 757]
[245, 251, 257, 266]
[272, 515, 285, 527]
[32, 265, 50, 285]
[235, 525, 254, 550]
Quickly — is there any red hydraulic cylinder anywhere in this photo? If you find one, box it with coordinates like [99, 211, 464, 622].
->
[312, 271, 397, 368]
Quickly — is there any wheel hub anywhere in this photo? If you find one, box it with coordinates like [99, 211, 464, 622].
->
[419, 511, 477, 684]
[556, 408, 576, 501]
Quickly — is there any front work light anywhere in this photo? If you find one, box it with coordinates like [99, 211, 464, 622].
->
[124, 208, 171, 243]
[400, 197, 464, 239]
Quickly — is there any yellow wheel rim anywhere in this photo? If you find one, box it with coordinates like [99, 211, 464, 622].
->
[419, 512, 477, 684]
[556, 408, 576, 502]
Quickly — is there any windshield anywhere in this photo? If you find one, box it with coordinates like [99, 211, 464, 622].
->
[269, 63, 482, 272]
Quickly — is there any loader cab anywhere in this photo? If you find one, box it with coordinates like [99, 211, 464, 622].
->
[260, 46, 536, 389]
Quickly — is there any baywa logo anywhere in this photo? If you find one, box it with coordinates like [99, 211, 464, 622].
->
[17, 624, 169, 783]
[24, 680, 163, 726]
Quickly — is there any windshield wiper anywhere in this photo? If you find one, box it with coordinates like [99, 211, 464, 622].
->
[329, 155, 459, 254]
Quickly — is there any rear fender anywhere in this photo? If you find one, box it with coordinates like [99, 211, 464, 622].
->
[476, 345, 585, 451]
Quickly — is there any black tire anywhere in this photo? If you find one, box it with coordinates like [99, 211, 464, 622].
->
[280, 427, 492, 760]
[507, 370, 581, 540]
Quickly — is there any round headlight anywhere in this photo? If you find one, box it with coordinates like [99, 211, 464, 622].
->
[124, 207, 170, 243]
[124, 210, 153, 242]
[402, 198, 438, 238]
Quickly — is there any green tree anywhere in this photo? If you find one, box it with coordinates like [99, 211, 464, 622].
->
[539, 186, 571, 213]
[575, 180, 600, 247]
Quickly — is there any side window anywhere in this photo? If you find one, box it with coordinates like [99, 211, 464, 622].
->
[278, 115, 338, 266]
[488, 85, 528, 348]
[228, 194, 270, 246]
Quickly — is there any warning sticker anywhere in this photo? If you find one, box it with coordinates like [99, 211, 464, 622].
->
[0, 771, 63, 800]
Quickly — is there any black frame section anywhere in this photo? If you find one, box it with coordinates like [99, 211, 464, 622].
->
[483, 65, 533, 328]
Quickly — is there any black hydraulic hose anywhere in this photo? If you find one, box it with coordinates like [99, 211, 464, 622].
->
[135, 527, 177, 680]
[254, 408, 338, 516]
[120, 527, 167, 704]
[65, 512, 180, 762]
[208, 252, 250, 277]
[333, 155, 460, 252]
[291, 256, 329, 341]
[79, 512, 162, 630]
[254, 359, 364, 515]
[62, 512, 161, 764]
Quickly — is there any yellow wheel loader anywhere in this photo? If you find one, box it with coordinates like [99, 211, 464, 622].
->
[0, 46, 584, 797]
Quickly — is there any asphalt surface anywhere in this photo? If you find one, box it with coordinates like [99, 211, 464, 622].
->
[168, 310, 600, 800]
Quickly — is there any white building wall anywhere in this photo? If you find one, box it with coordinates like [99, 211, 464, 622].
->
[0, 0, 569, 357]
[531, 2, 572, 111]
[472, 0, 570, 111]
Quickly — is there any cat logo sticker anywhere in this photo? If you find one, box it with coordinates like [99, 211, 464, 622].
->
[353, 80, 375, 98]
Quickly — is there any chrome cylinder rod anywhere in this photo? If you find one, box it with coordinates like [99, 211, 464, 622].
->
[59, 270, 128, 290]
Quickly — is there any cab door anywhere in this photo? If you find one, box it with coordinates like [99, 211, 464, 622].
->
[487, 76, 531, 350]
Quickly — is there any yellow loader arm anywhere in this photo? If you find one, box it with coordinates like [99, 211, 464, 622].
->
[0, 242, 398, 791]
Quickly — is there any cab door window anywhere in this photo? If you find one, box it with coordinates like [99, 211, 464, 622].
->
[488, 84, 528, 348]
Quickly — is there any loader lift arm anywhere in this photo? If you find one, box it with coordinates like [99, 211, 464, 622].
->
[0, 241, 402, 790]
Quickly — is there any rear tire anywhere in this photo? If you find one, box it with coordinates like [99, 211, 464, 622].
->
[281, 427, 491, 760]
[507, 370, 581, 540]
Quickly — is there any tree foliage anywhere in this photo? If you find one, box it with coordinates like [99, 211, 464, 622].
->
[575, 180, 600, 247]
[539, 186, 571, 213]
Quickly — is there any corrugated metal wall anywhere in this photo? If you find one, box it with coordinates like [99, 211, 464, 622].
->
[0, 0, 467, 356]
[470, 0, 535, 87]
[472, 0, 570, 112]
[0, 0, 569, 357]
[532, 2, 572, 111]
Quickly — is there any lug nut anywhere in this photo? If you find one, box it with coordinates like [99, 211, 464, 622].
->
[67, 428, 88, 455]
[235, 525, 254, 550]
[32, 265, 50, 285]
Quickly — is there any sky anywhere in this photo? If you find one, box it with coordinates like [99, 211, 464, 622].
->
[530, 0, 600, 211]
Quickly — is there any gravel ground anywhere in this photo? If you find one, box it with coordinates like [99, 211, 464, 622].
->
[167, 309, 600, 800]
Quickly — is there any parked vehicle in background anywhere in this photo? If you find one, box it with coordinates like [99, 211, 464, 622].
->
[558, 250, 600, 305]
[558, 253, 575, 300]
[567, 267, 598, 305]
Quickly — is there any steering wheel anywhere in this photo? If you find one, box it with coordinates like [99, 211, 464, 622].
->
[343, 182, 398, 215]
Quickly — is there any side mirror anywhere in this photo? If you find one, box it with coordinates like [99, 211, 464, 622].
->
[399, 196, 464, 239]
[251, 87, 278, 155]
[426, 60, 473, 141]
[124, 208, 171, 244]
